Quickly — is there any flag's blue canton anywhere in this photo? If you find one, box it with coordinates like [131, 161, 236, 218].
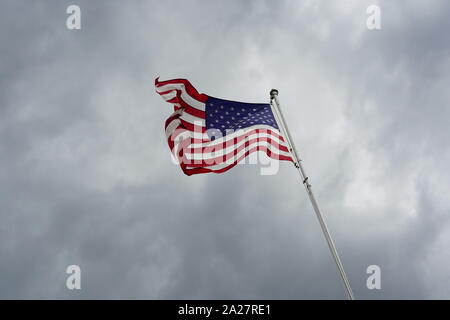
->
[205, 96, 279, 140]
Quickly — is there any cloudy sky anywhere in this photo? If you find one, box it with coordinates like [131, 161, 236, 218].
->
[1, 0, 450, 299]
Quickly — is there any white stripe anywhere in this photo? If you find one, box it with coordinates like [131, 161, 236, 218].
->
[184, 142, 292, 170]
[165, 118, 181, 139]
[186, 132, 288, 160]
[185, 140, 292, 161]
[192, 125, 286, 148]
[170, 130, 191, 147]
[190, 130, 286, 150]
[179, 111, 205, 127]
[160, 90, 177, 101]
[168, 124, 289, 157]
[163, 103, 205, 127]
[156, 83, 206, 111]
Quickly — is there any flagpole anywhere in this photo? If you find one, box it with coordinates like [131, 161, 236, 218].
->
[269, 89, 355, 300]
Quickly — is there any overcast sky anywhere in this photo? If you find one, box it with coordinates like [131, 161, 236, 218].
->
[1, 0, 450, 299]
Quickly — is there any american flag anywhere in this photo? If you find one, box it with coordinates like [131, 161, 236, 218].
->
[155, 78, 294, 175]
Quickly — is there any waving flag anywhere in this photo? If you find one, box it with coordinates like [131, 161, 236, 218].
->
[155, 78, 293, 175]
[154, 78, 356, 300]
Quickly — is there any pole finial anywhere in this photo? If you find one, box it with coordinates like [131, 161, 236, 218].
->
[270, 89, 279, 99]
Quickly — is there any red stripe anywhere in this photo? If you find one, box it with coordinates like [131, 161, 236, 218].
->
[164, 109, 205, 133]
[165, 118, 292, 171]
[182, 139, 290, 167]
[167, 129, 292, 170]
[179, 119, 206, 133]
[189, 134, 289, 153]
[166, 135, 193, 170]
[188, 128, 285, 144]
[155, 77, 208, 103]
[164, 91, 206, 118]
[164, 112, 181, 129]
[191, 137, 214, 143]
[166, 125, 184, 151]
[182, 147, 293, 175]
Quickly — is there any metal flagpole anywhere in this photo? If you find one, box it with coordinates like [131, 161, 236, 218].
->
[269, 89, 355, 300]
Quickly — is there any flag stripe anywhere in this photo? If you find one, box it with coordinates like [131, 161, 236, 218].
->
[184, 140, 292, 164]
[162, 91, 207, 118]
[189, 126, 286, 148]
[184, 146, 293, 173]
[188, 135, 289, 157]
[155, 78, 208, 108]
